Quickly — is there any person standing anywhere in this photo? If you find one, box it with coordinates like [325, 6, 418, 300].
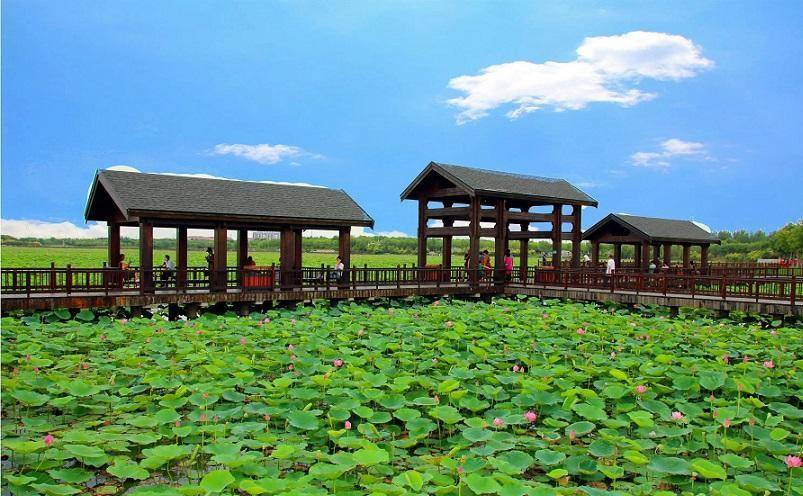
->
[503, 249, 514, 281]
[160, 254, 175, 286]
[205, 247, 215, 287]
[606, 254, 616, 275]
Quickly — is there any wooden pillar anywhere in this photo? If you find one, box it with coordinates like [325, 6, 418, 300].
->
[108, 223, 121, 267]
[214, 226, 228, 291]
[442, 201, 453, 271]
[633, 243, 642, 269]
[519, 221, 529, 282]
[551, 204, 562, 267]
[571, 205, 582, 268]
[641, 242, 651, 270]
[494, 198, 507, 282]
[591, 241, 600, 266]
[293, 229, 303, 272]
[280, 228, 295, 289]
[417, 197, 428, 268]
[468, 196, 480, 284]
[237, 229, 248, 286]
[700, 244, 709, 268]
[663, 243, 672, 267]
[177, 227, 187, 290]
[139, 221, 153, 293]
[613, 243, 622, 268]
[682, 244, 691, 268]
[339, 227, 351, 286]
[652, 244, 660, 261]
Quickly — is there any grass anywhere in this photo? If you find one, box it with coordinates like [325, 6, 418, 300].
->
[0, 246, 441, 268]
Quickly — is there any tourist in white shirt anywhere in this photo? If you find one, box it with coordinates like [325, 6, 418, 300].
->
[605, 254, 616, 275]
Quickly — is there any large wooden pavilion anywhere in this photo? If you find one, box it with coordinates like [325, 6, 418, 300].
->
[582, 213, 720, 270]
[400, 162, 597, 281]
[84, 169, 373, 290]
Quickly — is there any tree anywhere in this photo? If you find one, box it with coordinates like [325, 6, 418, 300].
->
[770, 221, 803, 257]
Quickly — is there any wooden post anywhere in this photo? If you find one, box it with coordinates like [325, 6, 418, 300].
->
[613, 243, 622, 268]
[494, 198, 507, 282]
[108, 222, 121, 267]
[682, 244, 691, 268]
[214, 226, 228, 291]
[139, 221, 153, 293]
[468, 196, 480, 285]
[591, 241, 600, 266]
[442, 201, 453, 276]
[652, 244, 660, 261]
[177, 227, 187, 290]
[663, 243, 672, 267]
[571, 205, 582, 268]
[551, 204, 562, 267]
[519, 222, 529, 282]
[417, 197, 428, 268]
[280, 228, 295, 289]
[633, 243, 642, 269]
[339, 226, 351, 287]
[641, 242, 651, 271]
[237, 228, 248, 267]
[700, 244, 709, 269]
[294, 228, 303, 286]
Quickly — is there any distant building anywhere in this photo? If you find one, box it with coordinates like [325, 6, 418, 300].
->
[252, 231, 279, 240]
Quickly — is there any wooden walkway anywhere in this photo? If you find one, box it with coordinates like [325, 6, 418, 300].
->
[1, 266, 800, 316]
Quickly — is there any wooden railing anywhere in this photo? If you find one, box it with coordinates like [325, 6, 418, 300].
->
[516, 268, 799, 305]
[1, 265, 798, 305]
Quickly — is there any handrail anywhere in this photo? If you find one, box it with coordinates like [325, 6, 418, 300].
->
[1, 265, 800, 305]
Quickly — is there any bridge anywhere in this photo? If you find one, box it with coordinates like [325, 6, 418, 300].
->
[2, 265, 799, 318]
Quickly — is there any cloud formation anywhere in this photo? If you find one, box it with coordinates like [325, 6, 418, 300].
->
[631, 138, 708, 169]
[212, 143, 322, 165]
[447, 31, 713, 123]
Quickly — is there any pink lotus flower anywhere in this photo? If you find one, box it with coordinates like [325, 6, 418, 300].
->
[288, 364, 294, 370]
[569, 430, 576, 442]
[195, 330, 202, 335]
[263, 414, 270, 422]
[333, 359, 343, 368]
[671, 411, 684, 421]
[264, 318, 271, 324]
[25, 354, 31, 362]
[33, 367, 39, 374]
[199, 413, 207, 422]
[786, 455, 803, 468]
[743, 355, 750, 363]
[512, 365, 520, 373]
[525, 411, 538, 423]
[445, 321, 453, 328]
[344, 420, 352, 430]
[213, 415, 219, 423]
[724, 419, 732, 428]
[542, 313, 549, 319]
[722, 354, 729, 364]
[748, 417, 756, 426]
[175, 421, 181, 427]
[290, 354, 296, 361]
[709, 394, 715, 402]
[764, 360, 775, 369]
[287, 344, 294, 350]
[202, 393, 209, 399]
[713, 409, 719, 418]
[635, 385, 648, 394]
[357, 329, 364, 336]
[240, 337, 247, 345]
[610, 351, 616, 359]
[99, 334, 106, 341]
[457, 466, 464, 475]
[82, 362, 89, 370]
[737, 383, 744, 392]
[433, 394, 440, 404]
[492, 417, 505, 428]
[770, 330, 777, 336]
[43, 434, 54, 446]
[432, 358, 438, 363]
[576, 328, 586, 335]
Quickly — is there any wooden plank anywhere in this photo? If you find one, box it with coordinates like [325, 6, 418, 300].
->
[506, 211, 552, 223]
[425, 206, 470, 219]
[508, 231, 574, 240]
[425, 226, 470, 237]
[427, 187, 471, 199]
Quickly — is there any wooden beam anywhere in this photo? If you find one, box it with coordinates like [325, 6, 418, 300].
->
[425, 206, 470, 219]
[506, 211, 552, 223]
[427, 187, 471, 199]
[508, 231, 575, 240]
[139, 222, 153, 293]
[551, 204, 562, 267]
[425, 227, 468, 237]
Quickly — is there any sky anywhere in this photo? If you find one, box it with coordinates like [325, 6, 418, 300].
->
[2, 1, 802, 239]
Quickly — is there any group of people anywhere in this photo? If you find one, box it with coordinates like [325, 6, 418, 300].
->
[462, 249, 515, 280]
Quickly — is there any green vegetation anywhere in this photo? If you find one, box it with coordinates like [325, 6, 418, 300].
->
[2, 299, 801, 495]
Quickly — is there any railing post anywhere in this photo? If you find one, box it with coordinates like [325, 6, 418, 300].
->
[721, 276, 727, 300]
[662, 274, 667, 296]
[611, 272, 615, 293]
[26, 271, 31, 297]
[396, 265, 401, 289]
[50, 262, 57, 292]
[65, 264, 73, 294]
[791, 275, 796, 306]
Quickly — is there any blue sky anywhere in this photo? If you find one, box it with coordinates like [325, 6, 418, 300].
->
[2, 1, 802, 238]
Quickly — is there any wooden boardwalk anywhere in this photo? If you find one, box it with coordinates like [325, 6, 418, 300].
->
[1, 266, 800, 316]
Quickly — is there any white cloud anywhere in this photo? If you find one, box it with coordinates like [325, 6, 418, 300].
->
[447, 31, 712, 123]
[212, 143, 323, 165]
[631, 138, 708, 169]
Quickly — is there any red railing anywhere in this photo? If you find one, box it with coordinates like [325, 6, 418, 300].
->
[516, 267, 799, 304]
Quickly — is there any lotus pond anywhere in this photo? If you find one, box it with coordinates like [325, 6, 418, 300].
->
[2, 299, 801, 496]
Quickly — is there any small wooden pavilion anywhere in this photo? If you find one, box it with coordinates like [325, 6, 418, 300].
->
[400, 162, 597, 280]
[582, 213, 720, 270]
[85, 169, 373, 290]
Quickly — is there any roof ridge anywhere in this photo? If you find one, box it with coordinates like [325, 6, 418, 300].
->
[100, 169, 329, 190]
[435, 162, 565, 183]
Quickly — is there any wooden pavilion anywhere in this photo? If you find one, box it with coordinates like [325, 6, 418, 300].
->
[84, 169, 373, 290]
[400, 162, 597, 281]
[582, 213, 720, 270]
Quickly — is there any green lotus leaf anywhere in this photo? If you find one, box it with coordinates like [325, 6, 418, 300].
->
[648, 456, 690, 475]
[353, 446, 390, 466]
[464, 473, 502, 494]
[286, 411, 319, 430]
[690, 458, 727, 480]
[199, 470, 235, 493]
[107, 461, 150, 481]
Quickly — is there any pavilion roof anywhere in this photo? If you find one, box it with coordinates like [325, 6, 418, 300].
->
[400, 162, 597, 206]
[583, 213, 720, 244]
[85, 170, 374, 228]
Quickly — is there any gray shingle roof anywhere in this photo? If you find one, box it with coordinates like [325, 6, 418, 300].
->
[401, 162, 597, 205]
[86, 170, 373, 227]
[584, 213, 720, 243]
